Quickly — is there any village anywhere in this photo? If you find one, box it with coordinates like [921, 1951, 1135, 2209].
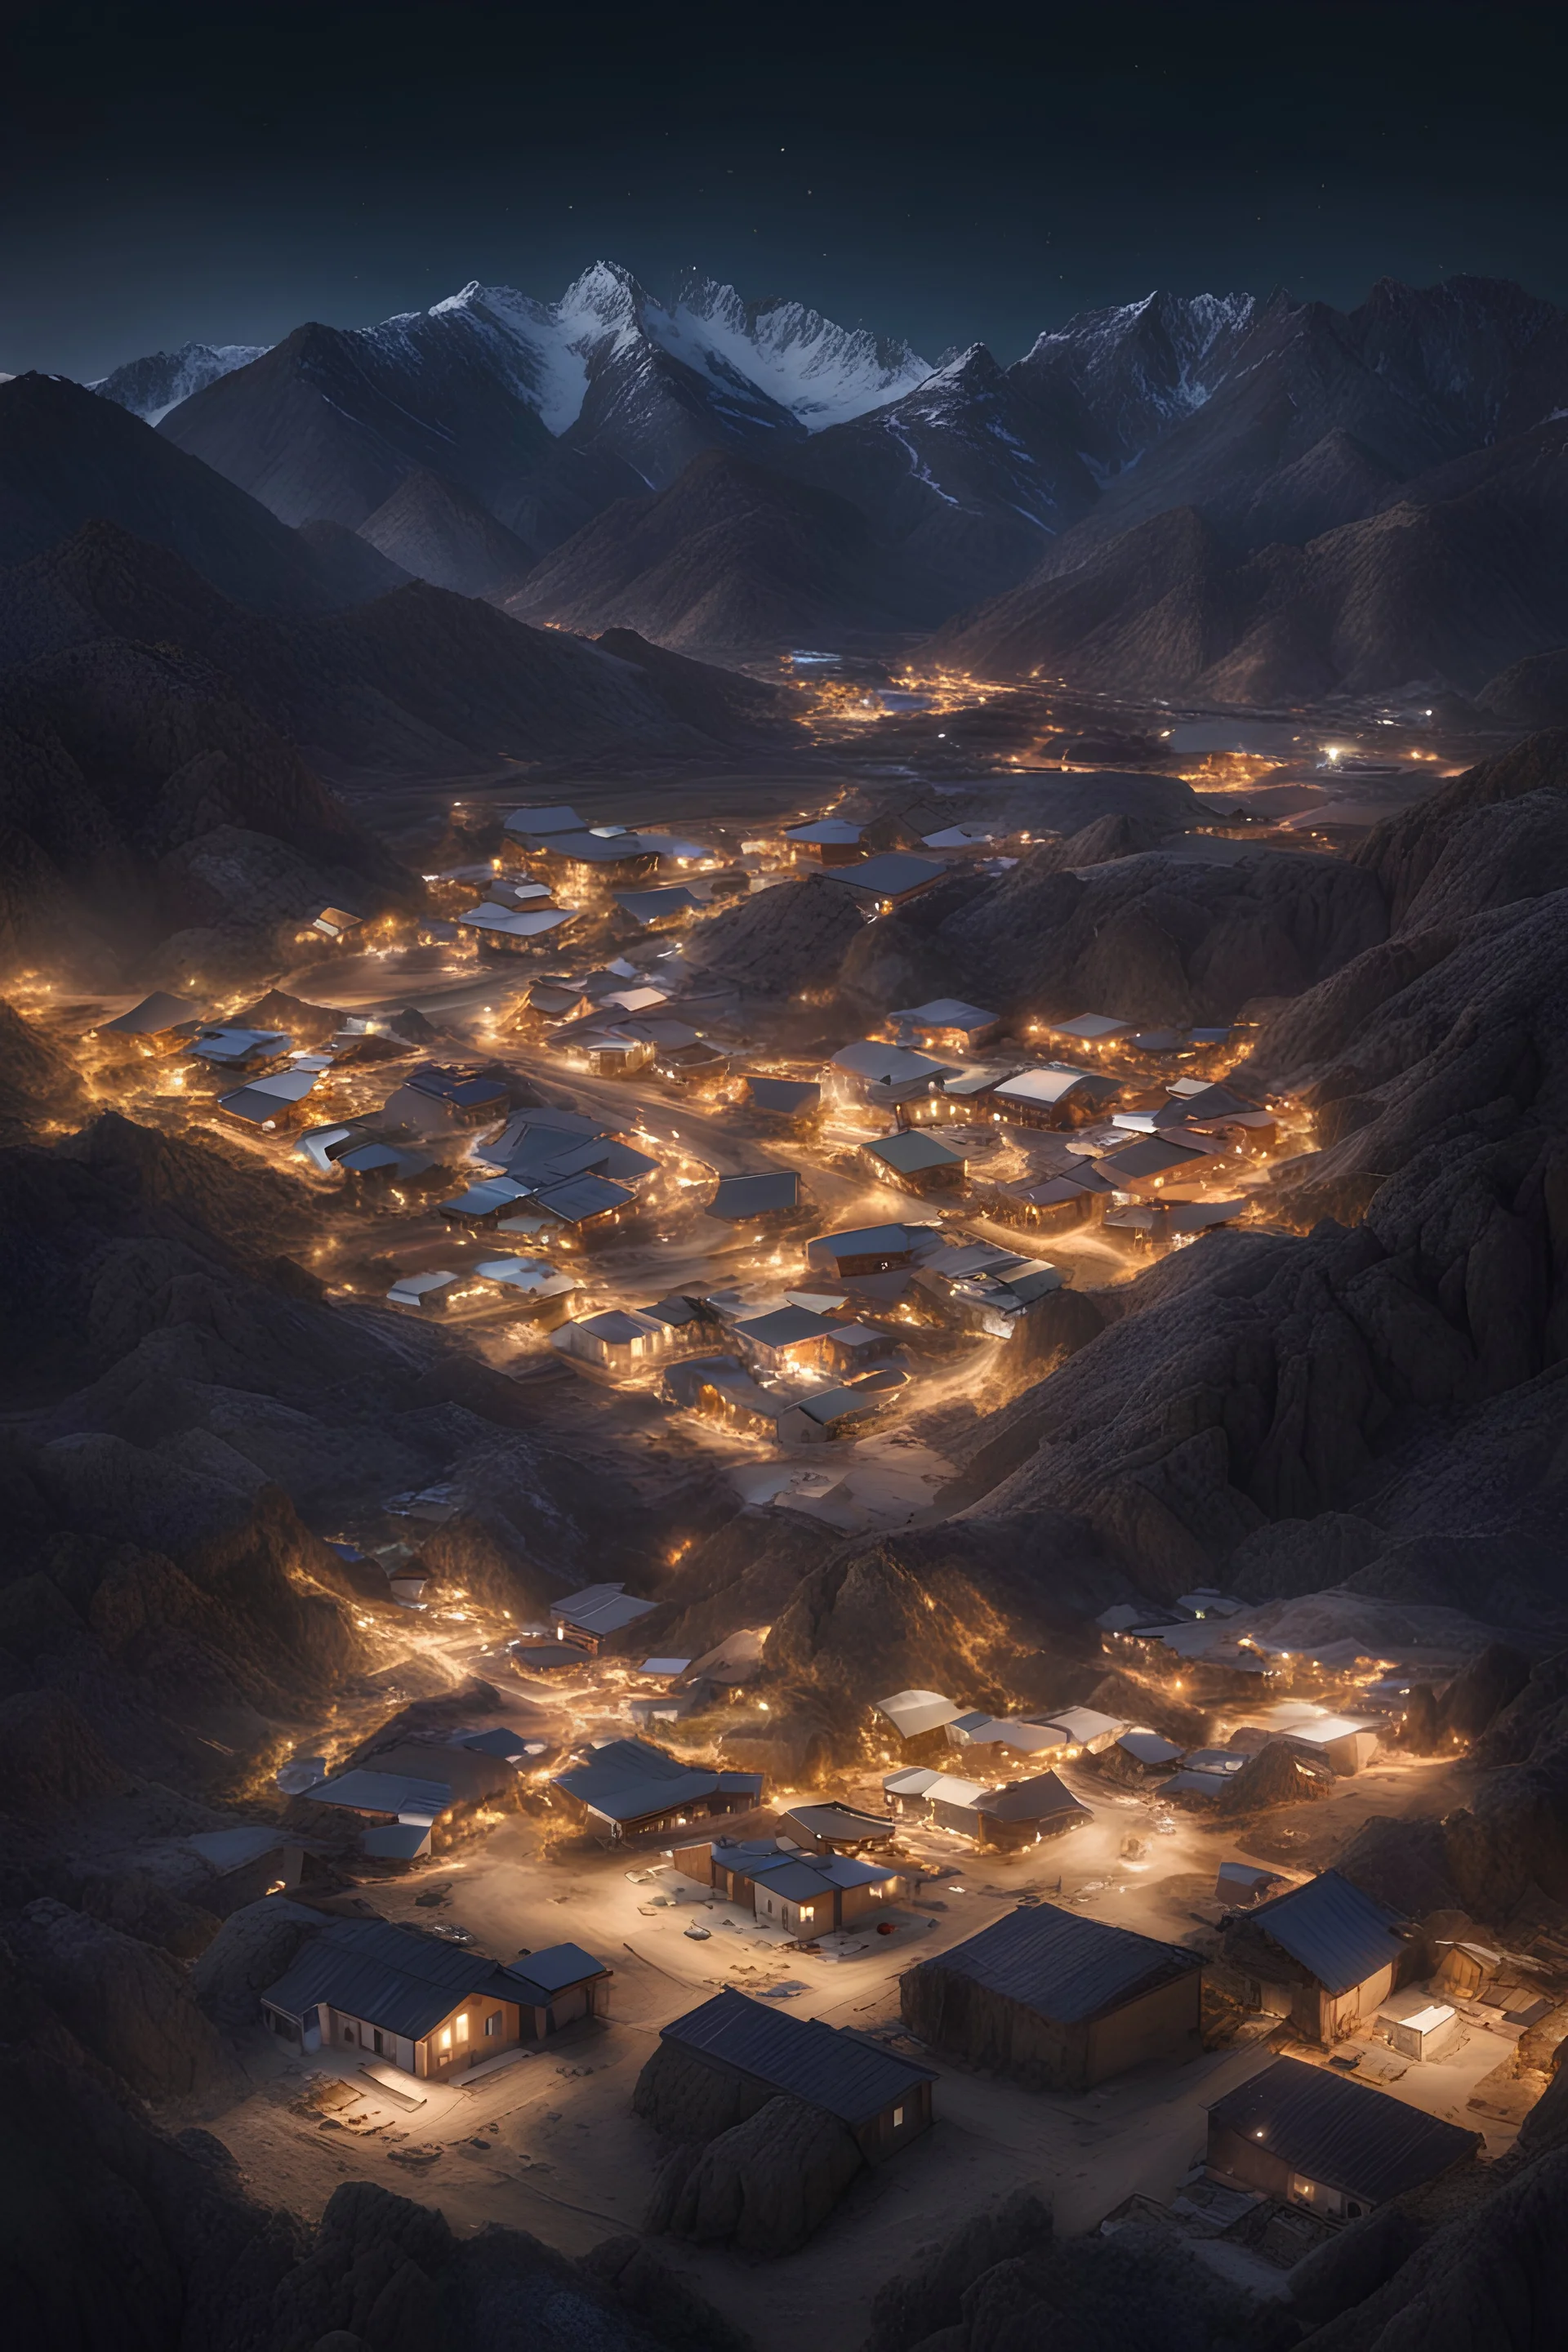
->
[27, 772, 1560, 2349]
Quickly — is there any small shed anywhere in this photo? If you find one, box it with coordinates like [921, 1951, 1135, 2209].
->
[1431, 1940, 1503, 2002]
[1222, 1869, 1413, 2042]
[1379, 1993, 1461, 2062]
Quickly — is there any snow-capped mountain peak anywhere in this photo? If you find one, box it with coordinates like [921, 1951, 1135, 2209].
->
[91, 338, 268, 424]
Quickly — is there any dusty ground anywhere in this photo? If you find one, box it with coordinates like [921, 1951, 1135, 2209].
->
[205, 1745, 1521, 2352]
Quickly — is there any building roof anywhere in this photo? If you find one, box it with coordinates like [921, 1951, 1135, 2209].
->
[187, 1825, 284, 1873]
[552, 1584, 657, 1635]
[995, 1067, 1100, 1107]
[219, 1079, 318, 1125]
[457, 903, 577, 941]
[661, 1989, 934, 2126]
[883, 1766, 942, 1797]
[505, 804, 584, 836]
[1040, 1708, 1125, 1746]
[305, 1769, 454, 1820]
[745, 1075, 821, 1114]
[973, 1770, 1092, 1824]
[708, 1170, 801, 1220]
[792, 1385, 883, 1428]
[441, 1176, 534, 1218]
[829, 852, 946, 900]
[101, 991, 201, 1036]
[831, 1040, 953, 1087]
[263, 1918, 522, 2038]
[892, 999, 998, 1031]
[1117, 1731, 1184, 1766]
[1207, 2056, 1480, 2203]
[736, 1303, 831, 1351]
[532, 1172, 635, 1224]
[1242, 1870, 1411, 1995]
[1101, 1135, 1216, 1179]
[918, 1900, 1200, 2023]
[612, 888, 701, 924]
[809, 1224, 915, 1265]
[864, 1129, 966, 1175]
[711, 1838, 899, 1903]
[781, 1802, 896, 1843]
[786, 818, 864, 844]
[1044, 1013, 1130, 1041]
[506, 1941, 611, 1997]
[405, 1063, 509, 1109]
[875, 1690, 962, 1739]
[552, 1735, 761, 1824]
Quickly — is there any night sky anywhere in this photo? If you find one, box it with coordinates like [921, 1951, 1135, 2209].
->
[5, 2, 1566, 381]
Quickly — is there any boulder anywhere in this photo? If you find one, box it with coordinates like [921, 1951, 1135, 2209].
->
[190, 1896, 323, 2034]
[11, 1899, 245, 2105]
[644, 2091, 863, 2256]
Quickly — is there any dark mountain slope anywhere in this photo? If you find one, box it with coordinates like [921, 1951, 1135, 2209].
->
[0, 523, 783, 777]
[354, 467, 538, 598]
[0, 373, 397, 615]
[507, 450, 942, 648]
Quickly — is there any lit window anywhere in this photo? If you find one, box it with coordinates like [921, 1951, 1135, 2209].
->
[800, 1905, 815, 1922]
[440, 2028, 452, 2050]
[893, 2106, 905, 2127]
[456, 2012, 470, 2042]
[486, 2013, 500, 2037]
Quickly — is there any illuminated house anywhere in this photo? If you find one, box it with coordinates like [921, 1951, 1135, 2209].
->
[826, 851, 947, 913]
[1205, 2057, 1480, 2221]
[262, 1919, 610, 2078]
[827, 1040, 958, 1111]
[992, 1066, 1120, 1129]
[649, 1989, 935, 2163]
[675, 1833, 907, 1935]
[1221, 1870, 1414, 2043]
[860, 1129, 967, 1195]
[889, 999, 1001, 1054]
[552, 1307, 678, 1377]
[551, 1736, 762, 1842]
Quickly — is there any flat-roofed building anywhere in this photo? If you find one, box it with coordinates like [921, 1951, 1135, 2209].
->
[1205, 2056, 1481, 2221]
[902, 1900, 1203, 2091]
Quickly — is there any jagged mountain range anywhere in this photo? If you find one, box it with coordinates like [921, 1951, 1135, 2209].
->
[57, 264, 1568, 692]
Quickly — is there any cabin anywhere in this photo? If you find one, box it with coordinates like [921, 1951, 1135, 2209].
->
[676, 1834, 906, 1936]
[663, 1356, 791, 1439]
[902, 1903, 1203, 2091]
[552, 1308, 674, 1377]
[1205, 2056, 1481, 2221]
[1098, 1134, 1228, 1196]
[827, 1041, 958, 1111]
[550, 1584, 658, 1649]
[873, 1689, 964, 1748]
[1036, 1014, 1131, 1058]
[861, 1129, 967, 1194]
[502, 804, 586, 855]
[219, 1068, 320, 1131]
[1222, 1869, 1414, 2043]
[744, 1075, 822, 1125]
[530, 1171, 637, 1242]
[189, 1026, 292, 1073]
[261, 1918, 611, 2078]
[650, 1989, 936, 2163]
[706, 1170, 803, 1224]
[889, 999, 1001, 1054]
[784, 817, 867, 866]
[786, 1383, 890, 1442]
[807, 1224, 930, 1280]
[457, 902, 577, 953]
[551, 1736, 763, 1842]
[826, 851, 947, 913]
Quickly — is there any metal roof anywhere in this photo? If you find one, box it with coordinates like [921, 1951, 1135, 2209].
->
[781, 1802, 895, 1842]
[973, 1771, 1092, 1823]
[186, 1826, 283, 1872]
[1242, 1870, 1410, 1996]
[189, 1027, 289, 1062]
[832, 1040, 952, 1085]
[892, 999, 998, 1030]
[914, 1900, 1200, 2023]
[810, 1224, 913, 1263]
[794, 1385, 880, 1426]
[745, 1076, 820, 1113]
[457, 902, 576, 940]
[532, 1172, 635, 1223]
[662, 1989, 934, 2126]
[262, 1918, 520, 2038]
[1040, 1708, 1125, 1745]
[305, 1769, 453, 1819]
[1102, 1135, 1215, 1178]
[363, 1823, 432, 1860]
[101, 991, 201, 1035]
[505, 804, 583, 835]
[829, 852, 946, 898]
[786, 818, 863, 844]
[1118, 1731, 1183, 1765]
[1206, 2057, 1479, 2202]
[884, 1766, 942, 1797]
[505, 1941, 610, 1996]
[996, 1067, 1098, 1106]
[708, 1171, 801, 1219]
[553, 1584, 657, 1634]
[864, 1129, 964, 1174]
[875, 1689, 962, 1738]
[737, 1304, 829, 1349]
[1045, 1013, 1130, 1040]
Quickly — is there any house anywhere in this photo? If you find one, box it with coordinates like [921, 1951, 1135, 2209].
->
[612, 886, 701, 931]
[636, 1294, 715, 1354]
[826, 851, 947, 912]
[1098, 1134, 1227, 1195]
[993, 1067, 1120, 1129]
[384, 1065, 509, 1132]
[882, 1766, 1090, 1848]
[883, 1764, 952, 1818]
[457, 902, 578, 953]
[550, 1584, 658, 1648]
[706, 1170, 803, 1223]
[1276, 1714, 1383, 1777]
[901, 1902, 1204, 2091]
[529, 831, 662, 888]
[1204, 2056, 1481, 2221]
[189, 1026, 292, 1072]
[827, 1040, 957, 1111]
[1036, 1707, 1125, 1756]
[890, 999, 1001, 1053]
[530, 1171, 637, 1241]
[663, 1356, 791, 1440]
[861, 1129, 967, 1194]
[439, 1175, 537, 1225]
[808, 1224, 929, 1279]
[785, 1384, 889, 1443]
[916, 1244, 1066, 1336]
[1036, 1013, 1132, 1054]
[473, 1258, 577, 1319]
[503, 804, 586, 852]
[744, 1075, 821, 1123]
[733, 1303, 838, 1374]
[386, 1270, 465, 1315]
[982, 1165, 1116, 1232]
[551, 1307, 670, 1375]
[820, 1321, 898, 1375]
[219, 1068, 320, 1130]
[651, 1989, 935, 2161]
[676, 1834, 906, 1935]
[1102, 1730, 1184, 1784]
[874, 1690, 964, 1744]
[946, 1713, 1066, 1762]
[656, 1039, 731, 1087]
[785, 817, 867, 866]
[778, 1802, 899, 1854]
[96, 991, 202, 1048]
[1221, 1869, 1414, 2043]
[550, 1736, 763, 1842]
